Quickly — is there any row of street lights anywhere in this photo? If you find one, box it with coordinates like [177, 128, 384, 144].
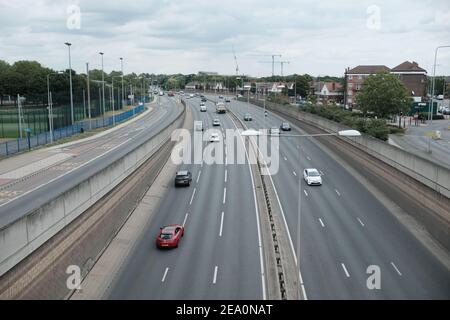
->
[48, 43, 130, 141]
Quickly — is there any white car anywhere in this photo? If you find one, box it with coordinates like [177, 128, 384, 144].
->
[303, 168, 322, 186]
[269, 127, 280, 135]
[209, 133, 220, 142]
[213, 119, 220, 126]
[200, 105, 207, 112]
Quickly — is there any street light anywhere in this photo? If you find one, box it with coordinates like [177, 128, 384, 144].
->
[47, 71, 66, 143]
[99, 52, 106, 117]
[120, 57, 124, 109]
[64, 42, 74, 125]
[430, 45, 450, 124]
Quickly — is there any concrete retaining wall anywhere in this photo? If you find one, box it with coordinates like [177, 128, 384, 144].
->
[245, 98, 450, 200]
[0, 106, 185, 277]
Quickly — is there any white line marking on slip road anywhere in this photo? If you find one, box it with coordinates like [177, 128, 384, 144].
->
[335, 189, 341, 197]
[319, 218, 325, 228]
[293, 171, 297, 176]
[183, 213, 189, 227]
[219, 212, 224, 237]
[213, 266, 218, 284]
[357, 217, 365, 227]
[391, 262, 402, 276]
[284, 156, 288, 161]
[341, 263, 350, 278]
[223, 187, 227, 204]
[225, 170, 228, 183]
[306, 156, 311, 161]
[304, 190, 308, 197]
[319, 170, 324, 176]
[196, 170, 202, 183]
[162, 267, 169, 282]
[189, 188, 196, 205]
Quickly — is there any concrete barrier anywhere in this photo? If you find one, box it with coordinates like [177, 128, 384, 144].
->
[0, 104, 185, 277]
[242, 98, 450, 200]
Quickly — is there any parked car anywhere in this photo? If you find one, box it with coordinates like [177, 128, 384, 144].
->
[303, 168, 322, 186]
[280, 122, 291, 131]
[174, 170, 192, 187]
[156, 225, 184, 248]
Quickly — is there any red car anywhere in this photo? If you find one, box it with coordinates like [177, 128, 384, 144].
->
[156, 224, 184, 248]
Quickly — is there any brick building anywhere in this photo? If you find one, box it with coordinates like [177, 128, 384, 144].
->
[345, 61, 427, 108]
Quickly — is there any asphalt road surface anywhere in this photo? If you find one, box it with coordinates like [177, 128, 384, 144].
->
[0, 97, 182, 229]
[107, 97, 265, 299]
[221, 96, 449, 299]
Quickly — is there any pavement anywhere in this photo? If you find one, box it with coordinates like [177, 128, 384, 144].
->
[388, 119, 450, 169]
[0, 97, 181, 229]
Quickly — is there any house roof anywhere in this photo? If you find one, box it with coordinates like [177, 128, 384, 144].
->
[347, 65, 390, 74]
[391, 61, 427, 73]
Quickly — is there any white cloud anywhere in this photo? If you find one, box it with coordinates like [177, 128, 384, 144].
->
[0, 0, 449, 76]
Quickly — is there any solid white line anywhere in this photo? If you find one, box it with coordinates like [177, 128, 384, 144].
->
[0, 138, 132, 208]
[341, 263, 350, 278]
[213, 266, 218, 284]
[357, 217, 365, 227]
[219, 212, 224, 237]
[223, 187, 227, 204]
[284, 156, 288, 161]
[161, 267, 169, 282]
[319, 218, 325, 228]
[293, 171, 297, 176]
[306, 156, 311, 161]
[196, 170, 202, 183]
[183, 213, 189, 227]
[335, 189, 341, 197]
[225, 170, 228, 183]
[391, 262, 402, 276]
[228, 114, 267, 300]
[304, 190, 308, 197]
[189, 188, 196, 205]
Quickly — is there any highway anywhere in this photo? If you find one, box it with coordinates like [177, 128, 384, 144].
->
[0, 97, 182, 229]
[212, 96, 450, 299]
[107, 97, 265, 299]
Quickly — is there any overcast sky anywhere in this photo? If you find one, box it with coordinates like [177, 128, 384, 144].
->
[1, 0, 450, 77]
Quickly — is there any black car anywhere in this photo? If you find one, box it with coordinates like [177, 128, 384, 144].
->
[244, 114, 252, 121]
[175, 170, 192, 187]
[280, 122, 291, 131]
[201, 97, 207, 102]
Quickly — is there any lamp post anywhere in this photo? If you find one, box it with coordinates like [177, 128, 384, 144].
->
[99, 52, 105, 116]
[47, 71, 66, 143]
[64, 42, 74, 125]
[241, 128, 361, 297]
[430, 46, 450, 124]
[86, 62, 92, 129]
[112, 76, 123, 126]
[120, 57, 124, 109]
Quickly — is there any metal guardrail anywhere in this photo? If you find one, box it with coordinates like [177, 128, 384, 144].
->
[0, 104, 145, 157]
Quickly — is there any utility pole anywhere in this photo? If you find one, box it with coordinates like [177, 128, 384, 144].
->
[86, 62, 91, 129]
[120, 57, 124, 108]
[64, 42, 74, 125]
[279, 61, 290, 77]
[99, 52, 105, 116]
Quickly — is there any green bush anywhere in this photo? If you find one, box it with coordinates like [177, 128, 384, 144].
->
[299, 104, 391, 141]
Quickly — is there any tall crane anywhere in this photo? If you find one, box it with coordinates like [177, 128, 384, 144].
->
[232, 45, 239, 76]
[252, 53, 282, 76]
[258, 60, 290, 76]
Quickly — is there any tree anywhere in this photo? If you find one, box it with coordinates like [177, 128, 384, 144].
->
[356, 72, 410, 118]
